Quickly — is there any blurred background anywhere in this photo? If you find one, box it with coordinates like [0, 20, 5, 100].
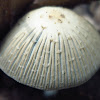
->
[0, 0, 100, 100]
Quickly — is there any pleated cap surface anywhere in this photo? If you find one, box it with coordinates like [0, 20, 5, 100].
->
[0, 7, 100, 90]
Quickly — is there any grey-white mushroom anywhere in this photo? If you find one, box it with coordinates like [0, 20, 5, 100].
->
[0, 6, 100, 90]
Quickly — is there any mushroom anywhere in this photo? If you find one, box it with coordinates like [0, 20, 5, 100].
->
[0, 6, 100, 90]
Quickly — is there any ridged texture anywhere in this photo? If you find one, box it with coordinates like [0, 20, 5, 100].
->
[0, 7, 100, 90]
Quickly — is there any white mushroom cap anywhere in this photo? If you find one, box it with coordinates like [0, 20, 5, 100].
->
[0, 6, 100, 90]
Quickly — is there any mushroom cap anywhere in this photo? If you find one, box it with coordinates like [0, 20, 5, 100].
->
[0, 6, 100, 90]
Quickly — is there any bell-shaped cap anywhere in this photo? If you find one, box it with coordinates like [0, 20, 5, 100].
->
[0, 7, 100, 90]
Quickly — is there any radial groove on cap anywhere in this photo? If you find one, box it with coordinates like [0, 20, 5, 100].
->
[0, 6, 100, 90]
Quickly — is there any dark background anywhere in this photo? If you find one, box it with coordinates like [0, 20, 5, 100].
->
[0, 1, 100, 100]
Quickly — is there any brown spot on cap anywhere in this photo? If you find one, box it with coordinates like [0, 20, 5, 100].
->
[41, 26, 46, 29]
[60, 14, 65, 18]
[49, 15, 53, 18]
[58, 32, 61, 35]
[58, 19, 62, 23]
